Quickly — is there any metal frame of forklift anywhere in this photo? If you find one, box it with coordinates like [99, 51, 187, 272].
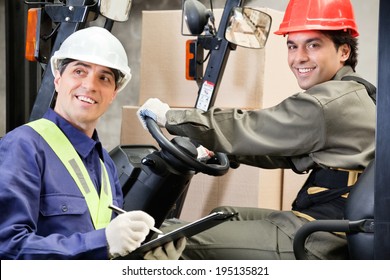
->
[374, 0, 390, 260]
[4, 0, 390, 259]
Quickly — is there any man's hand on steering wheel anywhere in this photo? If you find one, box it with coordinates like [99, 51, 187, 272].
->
[137, 98, 229, 176]
[137, 98, 215, 163]
[137, 98, 170, 129]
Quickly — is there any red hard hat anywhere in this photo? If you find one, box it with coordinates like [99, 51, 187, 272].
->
[274, 0, 359, 37]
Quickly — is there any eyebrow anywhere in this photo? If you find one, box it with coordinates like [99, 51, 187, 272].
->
[287, 37, 323, 45]
[72, 61, 115, 78]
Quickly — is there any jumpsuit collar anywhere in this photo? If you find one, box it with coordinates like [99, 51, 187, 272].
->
[42, 109, 104, 160]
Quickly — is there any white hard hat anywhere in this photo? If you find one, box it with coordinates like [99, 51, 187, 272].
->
[50, 26, 131, 92]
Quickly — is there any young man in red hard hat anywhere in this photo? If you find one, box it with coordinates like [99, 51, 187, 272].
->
[137, 0, 376, 259]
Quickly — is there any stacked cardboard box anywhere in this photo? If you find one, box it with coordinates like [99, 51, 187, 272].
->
[120, 8, 308, 221]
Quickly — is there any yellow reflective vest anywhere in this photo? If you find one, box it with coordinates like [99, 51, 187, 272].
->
[27, 118, 113, 229]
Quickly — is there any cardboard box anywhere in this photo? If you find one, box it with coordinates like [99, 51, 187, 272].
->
[120, 106, 284, 221]
[139, 8, 299, 109]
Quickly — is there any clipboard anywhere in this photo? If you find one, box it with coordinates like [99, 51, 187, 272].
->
[118, 211, 238, 259]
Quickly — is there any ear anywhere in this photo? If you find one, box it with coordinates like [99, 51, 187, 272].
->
[109, 90, 118, 104]
[53, 70, 61, 91]
[340, 44, 351, 62]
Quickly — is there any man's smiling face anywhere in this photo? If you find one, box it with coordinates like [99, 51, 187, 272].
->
[287, 30, 350, 90]
[53, 60, 118, 135]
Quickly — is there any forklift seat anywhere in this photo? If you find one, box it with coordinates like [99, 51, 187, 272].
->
[344, 160, 375, 259]
[293, 160, 375, 259]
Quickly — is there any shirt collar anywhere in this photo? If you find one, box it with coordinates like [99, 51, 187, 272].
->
[43, 109, 103, 160]
[333, 65, 355, 81]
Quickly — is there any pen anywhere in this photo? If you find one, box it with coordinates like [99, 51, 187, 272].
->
[108, 204, 163, 234]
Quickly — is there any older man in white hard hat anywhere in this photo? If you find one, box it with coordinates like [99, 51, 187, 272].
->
[0, 26, 185, 260]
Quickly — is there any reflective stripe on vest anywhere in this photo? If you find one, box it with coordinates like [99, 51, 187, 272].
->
[27, 118, 113, 229]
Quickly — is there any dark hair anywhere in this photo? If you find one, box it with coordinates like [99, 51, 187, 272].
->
[58, 58, 76, 75]
[57, 58, 122, 89]
[322, 30, 358, 71]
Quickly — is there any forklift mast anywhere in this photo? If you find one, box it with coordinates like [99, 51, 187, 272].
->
[28, 0, 101, 122]
[5, 0, 112, 132]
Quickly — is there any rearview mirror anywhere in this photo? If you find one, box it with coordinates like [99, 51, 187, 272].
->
[225, 7, 272, 49]
[100, 0, 132, 22]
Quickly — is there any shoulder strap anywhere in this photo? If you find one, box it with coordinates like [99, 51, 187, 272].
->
[342, 75, 377, 105]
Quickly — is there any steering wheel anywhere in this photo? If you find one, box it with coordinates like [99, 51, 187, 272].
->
[145, 117, 230, 176]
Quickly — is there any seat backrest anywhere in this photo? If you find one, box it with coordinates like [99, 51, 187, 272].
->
[344, 160, 375, 259]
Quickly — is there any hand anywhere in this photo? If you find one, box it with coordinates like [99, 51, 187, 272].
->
[196, 145, 214, 162]
[137, 98, 170, 130]
[105, 210, 155, 258]
[143, 237, 187, 260]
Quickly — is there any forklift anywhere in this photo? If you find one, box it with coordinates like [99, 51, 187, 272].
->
[4, 0, 390, 259]
[6, 0, 271, 238]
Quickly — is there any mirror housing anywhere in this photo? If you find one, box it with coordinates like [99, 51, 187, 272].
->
[100, 0, 132, 22]
[225, 7, 272, 49]
[182, 0, 211, 35]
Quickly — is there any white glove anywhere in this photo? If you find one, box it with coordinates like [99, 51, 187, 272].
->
[105, 210, 155, 258]
[196, 145, 214, 162]
[143, 237, 187, 260]
[137, 98, 170, 130]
